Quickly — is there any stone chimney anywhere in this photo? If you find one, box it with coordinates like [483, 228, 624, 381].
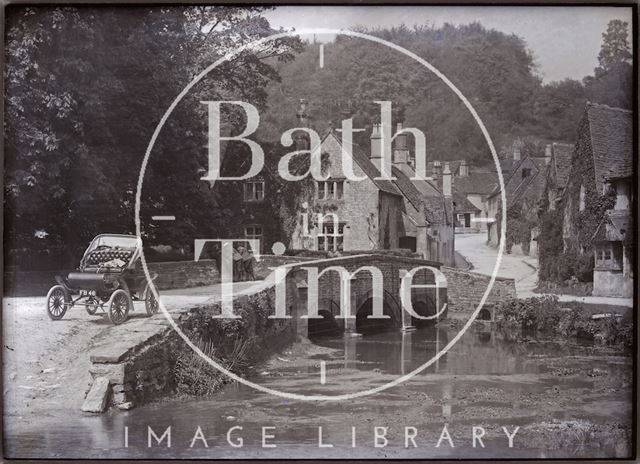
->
[513, 140, 522, 161]
[459, 160, 469, 177]
[393, 123, 410, 165]
[432, 160, 442, 179]
[545, 144, 552, 165]
[294, 98, 309, 150]
[442, 163, 452, 198]
[370, 123, 382, 160]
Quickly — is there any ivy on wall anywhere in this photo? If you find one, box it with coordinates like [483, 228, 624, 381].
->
[538, 132, 616, 284]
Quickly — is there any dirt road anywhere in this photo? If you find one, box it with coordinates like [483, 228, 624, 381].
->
[454, 233, 633, 306]
[2, 281, 260, 421]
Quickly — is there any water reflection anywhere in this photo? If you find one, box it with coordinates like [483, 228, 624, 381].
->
[5, 323, 631, 460]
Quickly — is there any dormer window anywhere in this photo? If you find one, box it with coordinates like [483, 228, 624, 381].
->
[521, 168, 531, 179]
[244, 179, 265, 202]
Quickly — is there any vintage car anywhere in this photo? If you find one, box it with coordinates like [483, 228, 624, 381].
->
[45, 234, 159, 324]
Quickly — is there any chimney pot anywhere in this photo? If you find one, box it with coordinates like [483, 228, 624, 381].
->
[459, 160, 469, 177]
[442, 163, 452, 197]
[370, 123, 382, 159]
[432, 159, 442, 179]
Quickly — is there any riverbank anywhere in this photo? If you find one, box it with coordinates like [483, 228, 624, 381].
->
[5, 323, 632, 459]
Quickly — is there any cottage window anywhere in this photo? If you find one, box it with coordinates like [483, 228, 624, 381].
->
[243, 180, 265, 202]
[317, 223, 344, 252]
[244, 225, 263, 241]
[595, 242, 623, 271]
[317, 180, 344, 200]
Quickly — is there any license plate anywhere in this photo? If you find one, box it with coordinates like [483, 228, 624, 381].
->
[80, 290, 96, 297]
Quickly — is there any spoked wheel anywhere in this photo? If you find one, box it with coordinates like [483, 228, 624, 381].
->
[85, 297, 100, 315]
[46, 285, 70, 321]
[144, 285, 159, 316]
[108, 289, 131, 325]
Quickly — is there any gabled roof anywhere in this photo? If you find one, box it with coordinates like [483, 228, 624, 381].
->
[489, 155, 548, 206]
[318, 130, 453, 226]
[454, 172, 499, 195]
[593, 210, 631, 242]
[585, 103, 632, 182]
[551, 142, 574, 190]
[321, 131, 401, 197]
[452, 188, 480, 212]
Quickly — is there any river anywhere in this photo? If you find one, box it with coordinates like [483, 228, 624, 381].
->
[5, 323, 632, 459]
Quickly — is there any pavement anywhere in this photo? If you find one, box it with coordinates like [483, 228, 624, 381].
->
[455, 233, 633, 307]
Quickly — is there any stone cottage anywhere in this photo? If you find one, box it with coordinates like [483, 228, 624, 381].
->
[450, 160, 499, 232]
[289, 117, 456, 266]
[562, 103, 633, 297]
[486, 148, 550, 253]
[544, 142, 574, 211]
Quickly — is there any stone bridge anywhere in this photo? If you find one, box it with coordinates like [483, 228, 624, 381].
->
[266, 253, 447, 338]
[84, 252, 518, 412]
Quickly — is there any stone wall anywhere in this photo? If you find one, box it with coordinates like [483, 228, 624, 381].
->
[442, 266, 516, 320]
[4, 256, 319, 297]
[88, 321, 179, 410]
[148, 259, 219, 290]
[87, 281, 299, 411]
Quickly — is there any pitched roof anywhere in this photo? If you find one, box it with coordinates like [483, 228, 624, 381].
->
[318, 131, 453, 226]
[454, 172, 499, 195]
[551, 142, 574, 189]
[489, 155, 548, 206]
[322, 131, 401, 197]
[585, 103, 632, 182]
[452, 188, 480, 212]
[390, 166, 424, 212]
[593, 210, 631, 242]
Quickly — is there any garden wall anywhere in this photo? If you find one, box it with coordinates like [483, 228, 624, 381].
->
[442, 266, 517, 319]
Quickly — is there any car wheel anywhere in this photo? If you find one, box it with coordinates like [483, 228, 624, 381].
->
[108, 289, 131, 325]
[46, 285, 70, 321]
[144, 285, 159, 316]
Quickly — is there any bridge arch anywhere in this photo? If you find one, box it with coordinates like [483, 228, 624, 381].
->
[355, 289, 402, 334]
[410, 296, 438, 328]
[308, 298, 342, 338]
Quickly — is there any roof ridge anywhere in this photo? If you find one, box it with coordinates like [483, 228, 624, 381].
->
[587, 102, 632, 114]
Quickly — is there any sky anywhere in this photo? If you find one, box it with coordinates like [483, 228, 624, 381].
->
[264, 6, 633, 83]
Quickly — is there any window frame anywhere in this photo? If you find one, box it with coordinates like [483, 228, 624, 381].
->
[316, 179, 345, 201]
[316, 222, 345, 252]
[243, 179, 265, 202]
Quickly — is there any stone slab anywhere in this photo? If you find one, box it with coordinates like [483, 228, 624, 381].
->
[89, 344, 133, 363]
[81, 377, 110, 413]
[89, 363, 126, 384]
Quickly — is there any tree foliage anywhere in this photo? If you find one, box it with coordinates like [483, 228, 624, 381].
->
[4, 6, 301, 266]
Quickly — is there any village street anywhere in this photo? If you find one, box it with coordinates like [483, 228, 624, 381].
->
[2, 280, 262, 421]
[455, 233, 633, 307]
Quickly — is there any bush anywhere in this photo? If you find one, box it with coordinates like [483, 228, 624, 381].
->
[496, 295, 562, 331]
[495, 296, 632, 349]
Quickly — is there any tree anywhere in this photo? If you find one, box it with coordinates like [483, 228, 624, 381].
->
[4, 6, 302, 267]
[596, 19, 632, 75]
[584, 19, 632, 109]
